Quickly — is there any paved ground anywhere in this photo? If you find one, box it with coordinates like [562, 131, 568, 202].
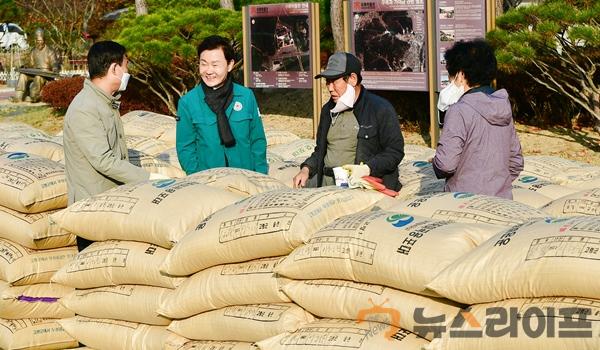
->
[0, 86, 15, 101]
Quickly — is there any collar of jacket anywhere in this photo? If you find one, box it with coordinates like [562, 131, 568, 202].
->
[463, 85, 495, 96]
[84, 79, 121, 110]
[195, 81, 244, 99]
[194, 82, 244, 116]
[351, 85, 366, 117]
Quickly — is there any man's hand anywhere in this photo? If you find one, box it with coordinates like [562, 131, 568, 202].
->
[342, 163, 370, 185]
[293, 166, 310, 188]
[149, 172, 170, 180]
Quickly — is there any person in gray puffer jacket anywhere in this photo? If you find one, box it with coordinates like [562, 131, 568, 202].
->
[432, 39, 524, 199]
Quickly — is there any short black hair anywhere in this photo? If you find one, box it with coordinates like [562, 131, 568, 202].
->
[197, 35, 235, 62]
[87, 41, 127, 80]
[444, 39, 497, 86]
[343, 73, 362, 85]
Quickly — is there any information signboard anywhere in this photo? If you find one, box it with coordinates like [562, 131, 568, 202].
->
[245, 2, 313, 89]
[435, 0, 487, 90]
[347, 0, 428, 91]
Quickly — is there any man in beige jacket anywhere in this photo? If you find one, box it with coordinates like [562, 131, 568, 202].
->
[63, 41, 160, 251]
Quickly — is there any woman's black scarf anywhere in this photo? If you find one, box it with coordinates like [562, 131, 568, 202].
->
[201, 75, 236, 147]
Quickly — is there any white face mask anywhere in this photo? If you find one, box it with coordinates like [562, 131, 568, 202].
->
[437, 81, 464, 112]
[330, 82, 356, 113]
[118, 72, 130, 92]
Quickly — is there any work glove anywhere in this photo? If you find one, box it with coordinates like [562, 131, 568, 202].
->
[149, 172, 170, 180]
[361, 176, 398, 197]
[342, 163, 370, 188]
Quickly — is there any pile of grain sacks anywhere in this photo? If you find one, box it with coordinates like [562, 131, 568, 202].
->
[264, 128, 315, 187]
[0, 147, 79, 349]
[48, 168, 285, 349]
[158, 184, 392, 348]
[3, 118, 600, 350]
[120, 111, 185, 178]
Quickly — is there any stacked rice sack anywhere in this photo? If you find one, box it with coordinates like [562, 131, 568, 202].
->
[121, 110, 177, 146]
[511, 156, 600, 217]
[397, 159, 445, 200]
[394, 152, 599, 209]
[121, 110, 185, 177]
[264, 126, 301, 147]
[267, 138, 315, 163]
[164, 333, 259, 350]
[510, 156, 600, 209]
[540, 187, 600, 217]
[424, 215, 600, 349]
[6, 115, 593, 349]
[0, 141, 79, 349]
[383, 189, 600, 349]
[0, 122, 65, 162]
[49, 168, 290, 349]
[402, 144, 436, 163]
[264, 128, 314, 187]
[388, 192, 547, 231]
[159, 184, 389, 348]
[520, 156, 600, 189]
[268, 191, 547, 348]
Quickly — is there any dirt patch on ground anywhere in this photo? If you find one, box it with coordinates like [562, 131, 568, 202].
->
[514, 124, 600, 165]
[262, 113, 600, 165]
[0, 101, 64, 135]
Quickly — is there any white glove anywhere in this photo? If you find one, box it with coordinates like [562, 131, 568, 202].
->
[342, 163, 370, 187]
[149, 172, 170, 180]
[349, 177, 375, 190]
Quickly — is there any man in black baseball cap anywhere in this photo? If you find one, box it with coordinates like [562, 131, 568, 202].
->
[314, 52, 362, 80]
[293, 52, 405, 191]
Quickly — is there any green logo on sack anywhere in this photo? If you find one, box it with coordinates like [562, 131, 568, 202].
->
[152, 179, 176, 188]
[453, 192, 474, 199]
[386, 214, 415, 228]
[413, 161, 429, 168]
[7, 152, 29, 160]
[544, 217, 569, 224]
[519, 176, 538, 183]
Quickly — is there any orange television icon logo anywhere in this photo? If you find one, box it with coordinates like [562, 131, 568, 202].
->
[356, 298, 401, 340]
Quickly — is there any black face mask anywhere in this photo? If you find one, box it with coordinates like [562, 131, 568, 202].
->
[201, 75, 236, 147]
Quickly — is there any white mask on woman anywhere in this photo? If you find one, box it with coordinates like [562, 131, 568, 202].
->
[437, 81, 464, 112]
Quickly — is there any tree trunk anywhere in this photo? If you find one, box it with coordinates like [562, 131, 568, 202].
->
[496, 0, 503, 17]
[219, 0, 234, 10]
[330, 0, 344, 52]
[135, 0, 148, 16]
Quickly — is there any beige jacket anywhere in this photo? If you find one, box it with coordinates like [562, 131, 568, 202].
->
[63, 79, 148, 204]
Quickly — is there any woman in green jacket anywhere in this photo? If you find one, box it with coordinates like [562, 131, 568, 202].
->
[176, 35, 268, 175]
